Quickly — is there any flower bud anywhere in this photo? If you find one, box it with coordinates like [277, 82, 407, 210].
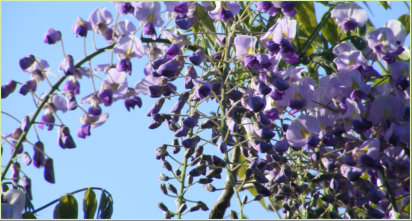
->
[189, 49, 204, 66]
[162, 160, 173, 171]
[20, 176, 32, 200]
[253, 194, 263, 201]
[206, 168, 222, 179]
[10, 162, 20, 184]
[160, 183, 168, 195]
[158, 173, 169, 181]
[158, 202, 169, 212]
[198, 177, 212, 184]
[98, 89, 113, 107]
[189, 204, 201, 212]
[19, 55, 35, 70]
[230, 210, 238, 219]
[58, 126, 76, 149]
[187, 174, 194, 185]
[1, 80, 17, 99]
[167, 183, 177, 194]
[33, 141, 45, 168]
[44, 158, 55, 183]
[22, 152, 32, 166]
[178, 203, 187, 214]
[147, 98, 165, 117]
[204, 183, 216, 192]
[43, 28, 62, 44]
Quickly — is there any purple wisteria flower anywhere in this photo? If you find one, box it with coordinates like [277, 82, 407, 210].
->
[234, 35, 257, 58]
[242, 95, 266, 113]
[208, 1, 240, 22]
[261, 17, 297, 44]
[256, 1, 278, 17]
[114, 20, 137, 38]
[100, 68, 128, 104]
[133, 1, 164, 27]
[331, 3, 367, 32]
[88, 7, 113, 40]
[194, 80, 212, 100]
[58, 55, 76, 76]
[333, 41, 368, 72]
[72, 16, 91, 37]
[43, 28, 61, 44]
[58, 126, 76, 149]
[114, 35, 146, 58]
[367, 95, 405, 125]
[273, 1, 297, 17]
[112, 1, 135, 15]
[366, 21, 406, 63]
[1, 80, 17, 99]
[44, 158, 55, 183]
[33, 141, 45, 168]
[286, 115, 320, 149]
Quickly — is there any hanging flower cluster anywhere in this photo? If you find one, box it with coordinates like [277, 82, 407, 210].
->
[2, 1, 410, 219]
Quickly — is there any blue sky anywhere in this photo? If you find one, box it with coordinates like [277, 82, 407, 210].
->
[1, 1, 410, 219]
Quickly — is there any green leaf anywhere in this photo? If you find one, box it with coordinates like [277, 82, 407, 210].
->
[22, 212, 37, 219]
[83, 188, 97, 219]
[235, 152, 267, 211]
[192, 4, 216, 49]
[53, 194, 78, 219]
[96, 191, 113, 219]
[398, 14, 410, 35]
[321, 17, 338, 45]
[295, 2, 317, 35]
[379, 1, 391, 10]
[295, 2, 319, 55]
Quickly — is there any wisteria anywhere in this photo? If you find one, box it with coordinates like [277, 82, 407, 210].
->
[1, 1, 410, 219]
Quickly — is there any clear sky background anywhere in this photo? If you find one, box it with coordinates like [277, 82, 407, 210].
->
[1, 1, 410, 219]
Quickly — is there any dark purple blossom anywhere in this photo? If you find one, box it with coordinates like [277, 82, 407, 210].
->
[33, 141, 45, 168]
[279, 39, 299, 64]
[243, 96, 266, 113]
[331, 3, 367, 32]
[44, 158, 55, 183]
[1, 80, 17, 99]
[117, 57, 132, 74]
[189, 49, 205, 66]
[19, 80, 37, 96]
[43, 28, 61, 44]
[58, 126, 76, 149]
[72, 16, 91, 37]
